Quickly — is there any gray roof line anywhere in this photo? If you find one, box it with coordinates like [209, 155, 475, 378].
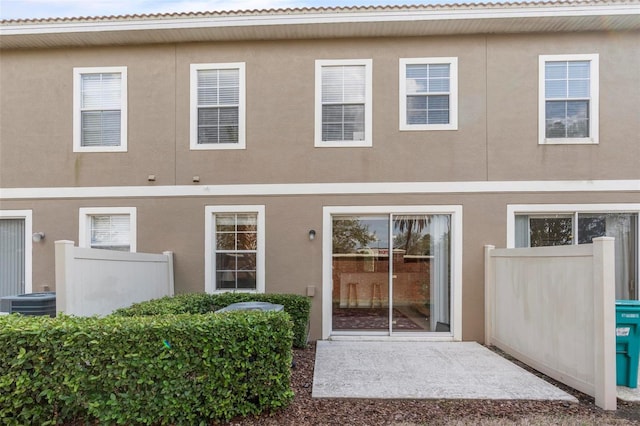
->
[2, 0, 637, 25]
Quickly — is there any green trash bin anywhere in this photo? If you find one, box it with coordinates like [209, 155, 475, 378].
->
[616, 300, 640, 388]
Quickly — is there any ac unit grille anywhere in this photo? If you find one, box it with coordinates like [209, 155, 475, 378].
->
[0, 292, 56, 317]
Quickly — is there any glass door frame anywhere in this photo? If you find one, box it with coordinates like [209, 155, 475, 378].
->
[507, 203, 640, 300]
[322, 205, 462, 340]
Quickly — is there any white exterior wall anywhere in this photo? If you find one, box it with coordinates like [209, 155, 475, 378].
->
[55, 240, 174, 316]
[485, 238, 616, 410]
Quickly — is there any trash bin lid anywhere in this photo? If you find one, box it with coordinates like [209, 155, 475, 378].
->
[215, 301, 284, 313]
[616, 300, 640, 307]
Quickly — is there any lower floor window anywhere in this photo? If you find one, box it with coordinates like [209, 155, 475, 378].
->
[215, 213, 258, 290]
[79, 207, 136, 252]
[89, 214, 131, 251]
[515, 212, 638, 299]
[205, 205, 265, 293]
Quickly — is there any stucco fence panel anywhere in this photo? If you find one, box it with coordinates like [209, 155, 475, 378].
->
[485, 237, 616, 410]
[55, 240, 174, 316]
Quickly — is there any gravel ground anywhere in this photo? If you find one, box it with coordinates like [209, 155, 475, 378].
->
[227, 342, 640, 426]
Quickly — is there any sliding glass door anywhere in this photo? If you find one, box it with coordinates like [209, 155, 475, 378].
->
[332, 216, 389, 332]
[515, 212, 638, 299]
[391, 215, 451, 333]
[331, 213, 452, 334]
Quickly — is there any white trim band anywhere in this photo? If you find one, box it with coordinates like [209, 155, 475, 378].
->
[1, 180, 638, 200]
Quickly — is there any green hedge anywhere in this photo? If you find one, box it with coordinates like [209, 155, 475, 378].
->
[114, 293, 311, 348]
[0, 312, 293, 425]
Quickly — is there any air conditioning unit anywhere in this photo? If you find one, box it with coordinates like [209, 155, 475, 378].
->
[0, 292, 56, 317]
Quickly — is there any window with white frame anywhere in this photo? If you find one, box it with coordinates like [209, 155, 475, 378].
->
[510, 205, 638, 300]
[190, 63, 245, 150]
[399, 57, 458, 131]
[205, 206, 265, 293]
[315, 59, 372, 147]
[79, 207, 136, 252]
[73, 67, 127, 152]
[539, 54, 598, 144]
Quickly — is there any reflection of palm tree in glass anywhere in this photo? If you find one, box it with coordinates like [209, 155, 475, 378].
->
[394, 216, 430, 254]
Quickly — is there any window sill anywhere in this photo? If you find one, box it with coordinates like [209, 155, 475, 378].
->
[539, 137, 598, 145]
[400, 124, 458, 132]
[73, 146, 127, 153]
[211, 289, 261, 294]
[190, 143, 246, 151]
[314, 140, 373, 148]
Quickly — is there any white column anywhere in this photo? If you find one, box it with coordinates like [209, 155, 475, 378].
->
[592, 237, 616, 410]
[163, 251, 175, 296]
[484, 244, 495, 346]
[54, 240, 75, 316]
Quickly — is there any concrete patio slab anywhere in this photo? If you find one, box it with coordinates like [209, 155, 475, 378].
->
[617, 386, 640, 402]
[312, 340, 577, 402]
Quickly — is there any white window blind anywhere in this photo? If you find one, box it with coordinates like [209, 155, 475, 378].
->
[321, 65, 366, 142]
[545, 60, 590, 138]
[197, 68, 239, 144]
[80, 73, 122, 147]
[90, 214, 130, 251]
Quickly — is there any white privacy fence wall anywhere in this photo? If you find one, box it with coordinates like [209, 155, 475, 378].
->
[485, 237, 616, 411]
[55, 240, 174, 317]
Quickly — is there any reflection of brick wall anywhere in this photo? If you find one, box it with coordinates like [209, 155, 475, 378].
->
[332, 256, 430, 307]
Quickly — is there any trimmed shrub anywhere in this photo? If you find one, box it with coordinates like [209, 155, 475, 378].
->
[0, 312, 293, 425]
[114, 293, 311, 348]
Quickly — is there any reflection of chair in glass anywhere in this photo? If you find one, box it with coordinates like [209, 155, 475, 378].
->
[347, 282, 358, 308]
[371, 282, 382, 308]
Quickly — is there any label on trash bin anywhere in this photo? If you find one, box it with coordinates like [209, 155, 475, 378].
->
[621, 313, 640, 318]
[617, 327, 631, 337]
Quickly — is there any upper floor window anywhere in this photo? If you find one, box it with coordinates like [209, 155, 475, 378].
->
[73, 67, 127, 152]
[315, 59, 372, 147]
[190, 63, 245, 150]
[79, 207, 136, 252]
[539, 54, 599, 144]
[399, 57, 458, 131]
[204, 205, 265, 293]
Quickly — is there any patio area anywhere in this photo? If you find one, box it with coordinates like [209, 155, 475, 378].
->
[312, 340, 578, 401]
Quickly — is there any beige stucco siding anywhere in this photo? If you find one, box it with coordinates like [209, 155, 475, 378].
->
[2, 189, 638, 342]
[1, 26, 639, 343]
[487, 32, 640, 181]
[0, 45, 179, 187]
[3, 31, 637, 189]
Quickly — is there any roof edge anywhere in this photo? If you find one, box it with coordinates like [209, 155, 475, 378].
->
[1, 1, 638, 49]
[2, 0, 639, 25]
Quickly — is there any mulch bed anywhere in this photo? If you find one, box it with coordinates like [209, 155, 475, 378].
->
[227, 341, 640, 425]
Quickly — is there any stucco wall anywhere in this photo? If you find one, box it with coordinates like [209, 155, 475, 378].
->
[1, 32, 638, 189]
[1, 29, 638, 342]
[2, 190, 639, 342]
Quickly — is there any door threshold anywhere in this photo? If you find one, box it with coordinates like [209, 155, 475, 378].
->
[328, 334, 456, 342]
